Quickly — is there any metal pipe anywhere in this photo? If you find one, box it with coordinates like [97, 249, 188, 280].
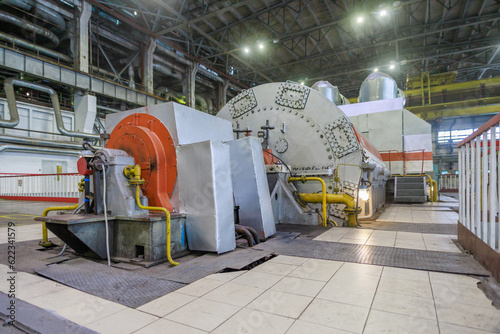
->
[0, 134, 85, 149]
[156, 43, 192, 66]
[0, 10, 59, 48]
[5, 78, 101, 140]
[125, 165, 179, 266]
[153, 63, 183, 80]
[236, 224, 260, 244]
[40, 203, 79, 247]
[2, 78, 20, 128]
[289, 176, 328, 227]
[298, 192, 358, 227]
[33, 2, 66, 32]
[235, 225, 256, 247]
[0, 144, 80, 156]
[2, 0, 34, 11]
[0, 32, 72, 62]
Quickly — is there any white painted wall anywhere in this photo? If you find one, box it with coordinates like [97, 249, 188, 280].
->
[0, 98, 79, 174]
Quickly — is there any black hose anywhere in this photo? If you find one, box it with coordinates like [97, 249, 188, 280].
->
[235, 226, 255, 247]
[262, 150, 294, 176]
[236, 224, 260, 244]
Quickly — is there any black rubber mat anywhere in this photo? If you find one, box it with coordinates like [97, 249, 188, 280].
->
[35, 258, 185, 308]
[255, 235, 490, 276]
[361, 222, 458, 235]
[148, 248, 274, 284]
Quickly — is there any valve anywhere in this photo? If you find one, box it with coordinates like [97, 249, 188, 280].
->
[260, 120, 275, 149]
[124, 165, 145, 185]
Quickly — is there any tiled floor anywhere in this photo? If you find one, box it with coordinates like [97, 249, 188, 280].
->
[314, 228, 461, 252]
[377, 205, 458, 224]
[2, 201, 500, 334]
[0, 223, 56, 244]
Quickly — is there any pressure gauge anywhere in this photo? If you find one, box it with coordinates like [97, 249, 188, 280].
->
[275, 138, 288, 153]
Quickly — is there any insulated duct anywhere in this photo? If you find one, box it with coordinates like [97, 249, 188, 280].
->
[2, 0, 34, 11]
[0, 144, 80, 156]
[153, 63, 183, 80]
[0, 32, 72, 62]
[0, 134, 86, 150]
[0, 9, 59, 48]
[4, 78, 101, 140]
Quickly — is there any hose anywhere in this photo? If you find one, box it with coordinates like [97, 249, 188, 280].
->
[236, 224, 260, 244]
[235, 225, 255, 247]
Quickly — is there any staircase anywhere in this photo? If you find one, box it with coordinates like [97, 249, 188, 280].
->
[394, 176, 427, 203]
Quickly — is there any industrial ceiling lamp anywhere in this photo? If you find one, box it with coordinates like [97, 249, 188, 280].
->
[357, 16, 364, 23]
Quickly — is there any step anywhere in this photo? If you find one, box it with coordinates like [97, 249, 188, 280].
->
[396, 189, 426, 197]
[394, 195, 427, 203]
[396, 177, 425, 184]
[396, 183, 425, 190]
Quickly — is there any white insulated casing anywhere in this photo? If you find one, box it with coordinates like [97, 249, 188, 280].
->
[177, 140, 236, 253]
[228, 137, 276, 239]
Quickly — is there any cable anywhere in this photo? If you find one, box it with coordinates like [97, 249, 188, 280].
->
[102, 164, 111, 266]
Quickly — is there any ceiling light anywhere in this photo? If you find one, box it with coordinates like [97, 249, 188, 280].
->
[373, 68, 379, 72]
[389, 64, 395, 69]
[133, 11, 137, 16]
[26, 92, 30, 96]
[258, 43, 264, 50]
[243, 47, 250, 54]
[273, 39, 279, 44]
[300, 81, 305, 85]
[380, 10, 388, 16]
[357, 16, 364, 23]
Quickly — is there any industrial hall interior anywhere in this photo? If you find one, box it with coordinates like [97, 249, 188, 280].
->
[1, 0, 500, 333]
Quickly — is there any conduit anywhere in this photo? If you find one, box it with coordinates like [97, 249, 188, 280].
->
[0, 134, 86, 150]
[0, 144, 80, 156]
[235, 225, 256, 247]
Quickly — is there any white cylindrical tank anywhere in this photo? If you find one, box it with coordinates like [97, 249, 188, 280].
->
[358, 72, 398, 102]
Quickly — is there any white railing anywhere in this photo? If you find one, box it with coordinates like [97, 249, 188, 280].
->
[0, 173, 81, 199]
[458, 113, 500, 252]
[439, 174, 458, 191]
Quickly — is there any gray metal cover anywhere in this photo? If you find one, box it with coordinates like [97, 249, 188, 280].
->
[358, 72, 398, 102]
[228, 137, 276, 239]
[177, 140, 236, 253]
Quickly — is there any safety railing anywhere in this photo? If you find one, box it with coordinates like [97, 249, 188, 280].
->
[0, 173, 81, 202]
[438, 174, 458, 192]
[379, 149, 427, 176]
[458, 113, 500, 253]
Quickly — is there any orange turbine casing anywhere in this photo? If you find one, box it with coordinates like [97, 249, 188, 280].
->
[107, 113, 177, 212]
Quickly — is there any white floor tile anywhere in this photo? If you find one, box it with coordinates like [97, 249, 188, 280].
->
[202, 282, 265, 307]
[267, 255, 308, 266]
[435, 300, 500, 332]
[137, 292, 196, 317]
[165, 298, 240, 332]
[231, 271, 283, 289]
[212, 308, 293, 334]
[286, 320, 353, 334]
[270, 276, 326, 297]
[206, 270, 247, 282]
[372, 290, 437, 320]
[299, 299, 370, 333]
[252, 262, 297, 276]
[247, 290, 313, 318]
[381, 267, 429, 282]
[378, 276, 433, 299]
[174, 278, 224, 297]
[56, 296, 127, 326]
[287, 259, 343, 282]
[364, 309, 439, 334]
[86, 308, 158, 334]
[134, 319, 206, 334]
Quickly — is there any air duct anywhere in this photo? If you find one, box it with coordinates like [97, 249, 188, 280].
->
[153, 63, 183, 80]
[4, 78, 101, 140]
[0, 32, 72, 62]
[0, 144, 80, 156]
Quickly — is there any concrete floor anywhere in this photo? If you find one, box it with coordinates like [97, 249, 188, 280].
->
[1, 198, 499, 334]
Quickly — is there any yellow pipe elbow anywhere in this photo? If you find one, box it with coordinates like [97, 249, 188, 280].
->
[41, 204, 79, 247]
[134, 184, 178, 266]
[289, 176, 327, 227]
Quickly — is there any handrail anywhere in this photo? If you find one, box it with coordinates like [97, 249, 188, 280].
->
[379, 149, 428, 175]
[458, 113, 500, 147]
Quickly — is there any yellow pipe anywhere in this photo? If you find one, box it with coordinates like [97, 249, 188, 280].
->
[289, 176, 327, 227]
[126, 164, 179, 266]
[40, 204, 79, 247]
[299, 193, 358, 227]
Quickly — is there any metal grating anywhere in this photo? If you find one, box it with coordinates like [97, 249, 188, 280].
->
[255, 235, 490, 276]
[35, 258, 185, 308]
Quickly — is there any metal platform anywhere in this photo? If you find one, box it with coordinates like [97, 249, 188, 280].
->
[360, 221, 458, 235]
[35, 258, 185, 308]
[255, 234, 490, 276]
